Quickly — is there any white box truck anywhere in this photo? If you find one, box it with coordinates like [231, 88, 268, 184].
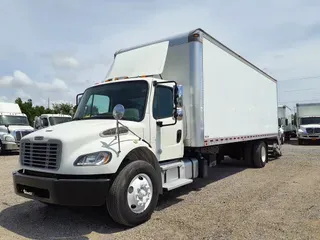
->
[0, 102, 34, 154]
[33, 114, 72, 130]
[296, 102, 320, 145]
[12, 28, 282, 226]
[278, 105, 296, 143]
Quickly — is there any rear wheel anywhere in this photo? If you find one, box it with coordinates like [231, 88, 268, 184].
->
[252, 141, 268, 168]
[244, 142, 253, 167]
[107, 160, 160, 227]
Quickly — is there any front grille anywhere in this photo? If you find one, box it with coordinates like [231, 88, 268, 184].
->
[314, 128, 320, 134]
[20, 141, 61, 170]
[306, 128, 314, 134]
[15, 131, 33, 142]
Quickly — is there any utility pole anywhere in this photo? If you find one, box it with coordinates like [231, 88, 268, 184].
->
[48, 98, 50, 109]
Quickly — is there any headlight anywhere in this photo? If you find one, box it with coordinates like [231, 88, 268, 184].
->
[74, 151, 112, 166]
[4, 135, 15, 142]
[298, 129, 305, 133]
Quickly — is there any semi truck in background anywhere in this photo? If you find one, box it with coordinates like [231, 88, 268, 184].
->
[296, 102, 320, 145]
[277, 105, 296, 143]
[12, 28, 282, 227]
[33, 114, 72, 130]
[0, 102, 34, 154]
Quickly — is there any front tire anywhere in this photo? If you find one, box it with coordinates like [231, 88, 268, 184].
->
[252, 141, 268, 168]
[0, 141, 4, 155]
[107, 160, 160, 227]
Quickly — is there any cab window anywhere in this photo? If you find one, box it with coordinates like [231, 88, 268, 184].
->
[153, 86, 174, 119]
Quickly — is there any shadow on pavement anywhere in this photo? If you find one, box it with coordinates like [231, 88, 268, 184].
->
[0, 158, 247, 239]
[0, 201, 127, 240]
[1, 151, 19, 156]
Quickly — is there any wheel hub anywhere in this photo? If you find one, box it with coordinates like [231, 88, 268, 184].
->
[127, 173, 153, 213]
[261, 145, 267, 163]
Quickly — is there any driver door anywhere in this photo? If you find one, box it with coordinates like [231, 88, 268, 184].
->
[152, 85, 183, 161]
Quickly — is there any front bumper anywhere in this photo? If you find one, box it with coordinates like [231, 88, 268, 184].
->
[13, 170, 111, 206]
[297, 134, 320, 140]
[3, 142, 19, 151]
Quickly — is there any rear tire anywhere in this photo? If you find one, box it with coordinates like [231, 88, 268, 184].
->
[252, 141, 268, 168]
[244, 142, 253, 167]
[107, 160, 160, 227]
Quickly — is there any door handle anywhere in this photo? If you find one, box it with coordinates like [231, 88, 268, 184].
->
[176, 130, 182, 143]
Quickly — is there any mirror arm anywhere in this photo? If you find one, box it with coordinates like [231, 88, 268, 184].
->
[118, 121, 152, 148]
[4, 124, 10, 133]
[116, 119, 121, 154]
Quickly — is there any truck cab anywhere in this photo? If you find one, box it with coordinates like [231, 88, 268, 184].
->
[296, 103, 320, 145]
[33, 114, 72, 130]
[0, 102, 34, 154]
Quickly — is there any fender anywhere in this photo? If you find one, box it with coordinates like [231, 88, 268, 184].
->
[117, 146, 163, 195]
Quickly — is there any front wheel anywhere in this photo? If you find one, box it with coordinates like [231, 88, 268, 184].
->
[106, 160, 160, 227]
[0, 141, 3, 155]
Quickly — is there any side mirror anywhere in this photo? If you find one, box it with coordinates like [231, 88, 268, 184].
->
[175, 85, 183, 108]
[113, 104, 125, 120]
[174, 85, 183, 120]
[76, 93, 83, 105]
[176, 108, 183, 120]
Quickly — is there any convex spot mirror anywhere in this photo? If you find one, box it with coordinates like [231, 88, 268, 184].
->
[113, 104, 125, 120]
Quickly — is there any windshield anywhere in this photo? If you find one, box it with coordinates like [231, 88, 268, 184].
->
[49, 116, 72, 126]
[0, 115, 29, 126]
[73, 80, 149, 122]
[300, 117, 320, 125]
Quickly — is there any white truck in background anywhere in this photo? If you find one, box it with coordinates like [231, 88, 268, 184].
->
[33, 114, 72, 130]
[296, 102, 320, 145]
[12, 28, 282, 227]
[0, 102, 34, 154]
[277, 105, 296, 143]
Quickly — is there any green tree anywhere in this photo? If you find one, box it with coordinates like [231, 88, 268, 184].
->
[52, 103, 74, 115]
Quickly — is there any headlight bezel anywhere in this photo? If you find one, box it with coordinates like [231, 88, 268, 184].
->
[4, 135, 15, 142]
[74, 151, 112, 166]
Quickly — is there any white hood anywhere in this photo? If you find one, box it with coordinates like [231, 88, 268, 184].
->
[23, 119, 145, 144]
[0, 125, 34, 133]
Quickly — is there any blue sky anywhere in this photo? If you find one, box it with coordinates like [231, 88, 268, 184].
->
[0, 0, 320, 111]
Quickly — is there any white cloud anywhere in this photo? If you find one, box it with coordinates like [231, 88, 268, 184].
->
[0, 70, 32, 87]
[37, 78, 68, 92]
[0, 95, 8, 102]
[255, 38, 320, 80]
[13, 70, 33, 85]
[52, 56, 79, 69]
[0, 76, 13, 85]
[15, 89, 31, 99]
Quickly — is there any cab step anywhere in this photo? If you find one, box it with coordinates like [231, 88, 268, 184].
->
[160, 161, 182, 171]
[163, 178, 193, 191]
